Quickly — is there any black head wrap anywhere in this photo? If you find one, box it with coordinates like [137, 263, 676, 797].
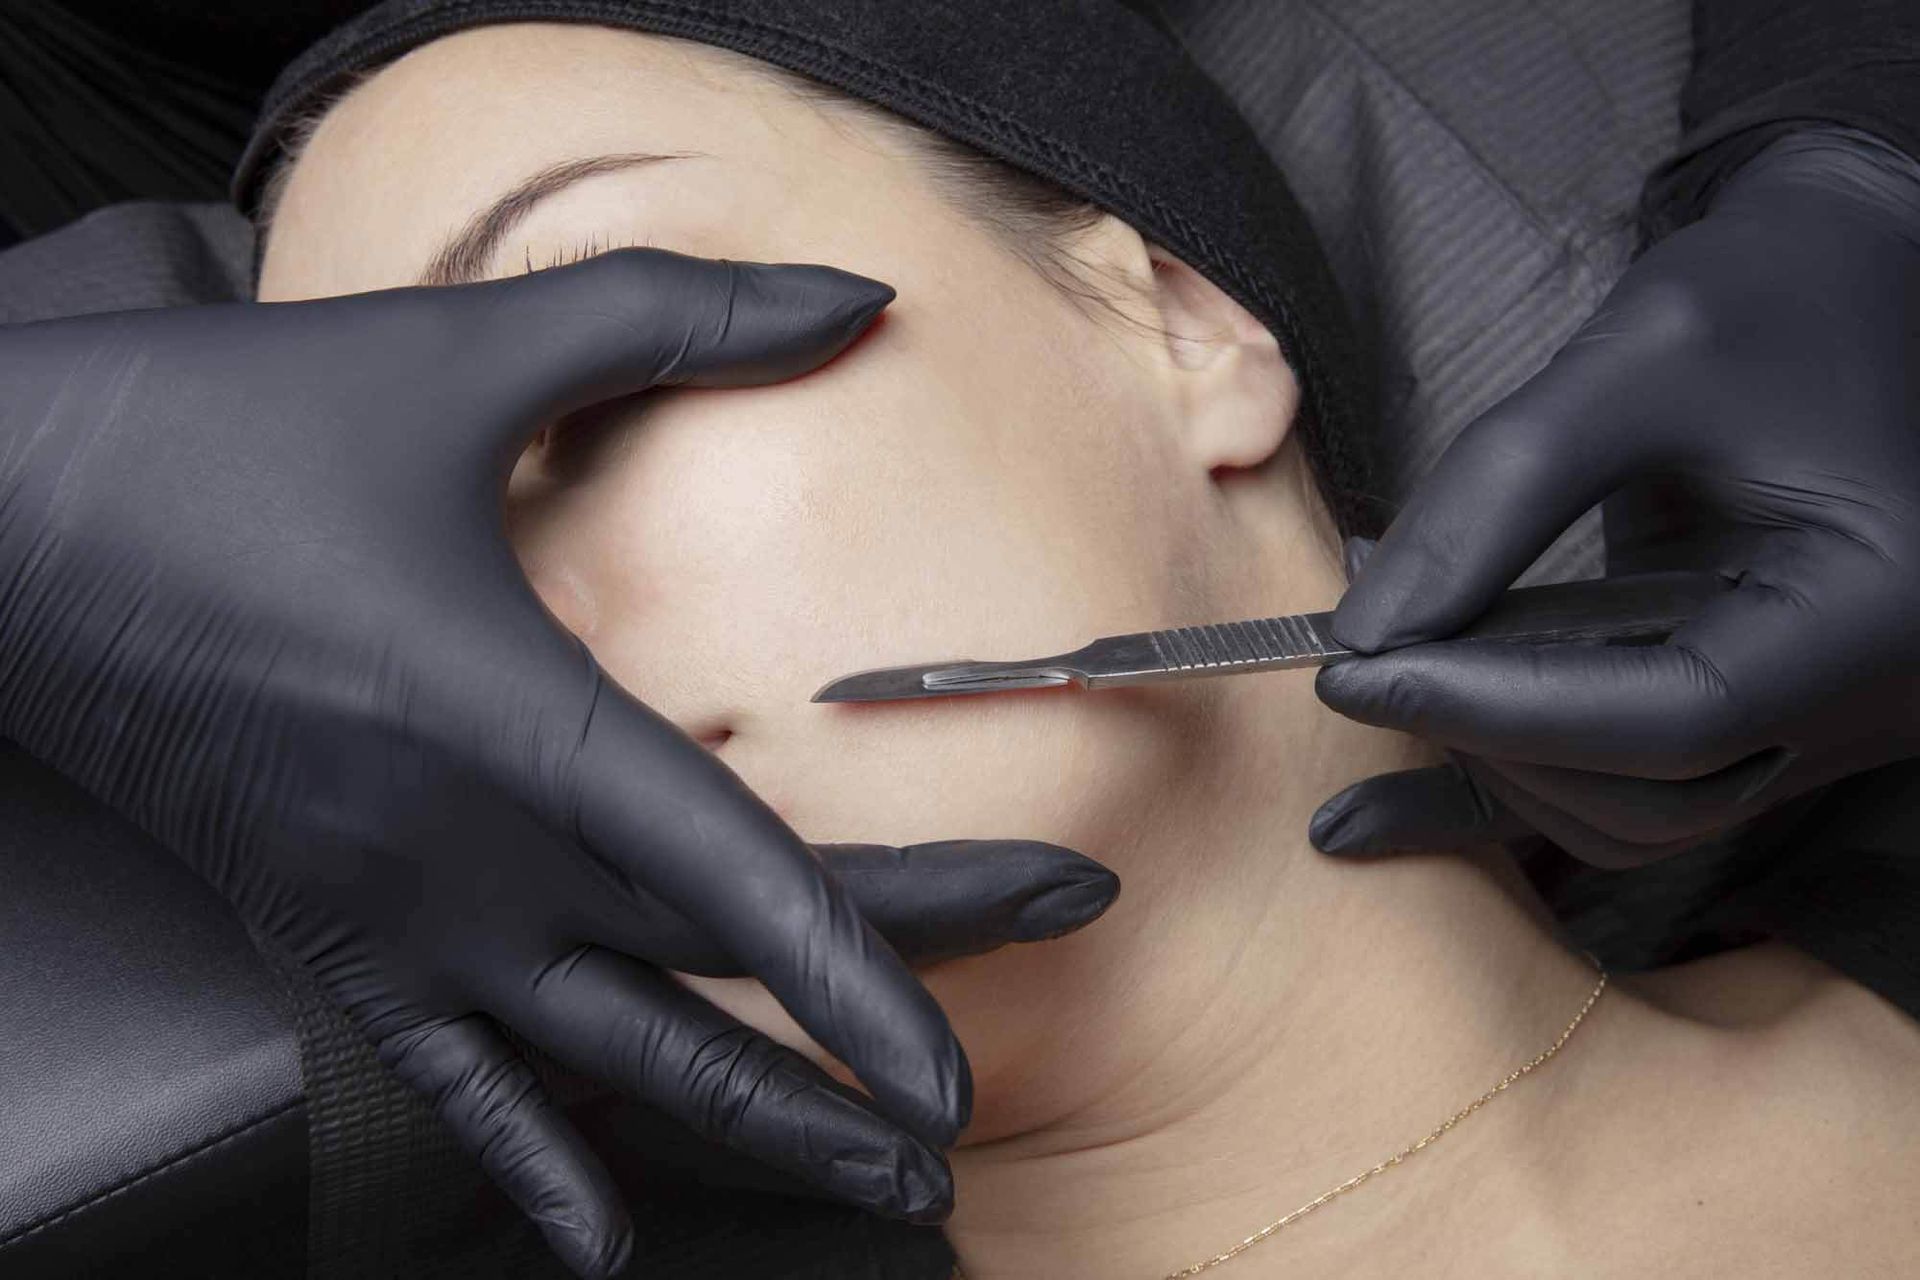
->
[235, 0, 1380, 535]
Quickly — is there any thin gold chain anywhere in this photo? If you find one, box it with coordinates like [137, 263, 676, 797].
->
[951, 955, 1609, 1280]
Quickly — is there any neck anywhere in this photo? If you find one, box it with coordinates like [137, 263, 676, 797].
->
[944, 686, 1639, 1280]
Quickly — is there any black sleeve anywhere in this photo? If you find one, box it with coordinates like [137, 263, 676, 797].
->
[1641, 0, 1920, 239]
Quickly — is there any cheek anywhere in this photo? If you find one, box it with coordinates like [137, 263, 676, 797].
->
[503, 312, 1224, 858]
[514, 364, 1180, 709]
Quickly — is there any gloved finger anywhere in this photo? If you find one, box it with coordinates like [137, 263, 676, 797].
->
[1308, 762, 1534, 856]
[1315, 638, 1751, 780]
[377, 1014, 630, 1280]
[1451, 756, 1701, 868]
[1472, 748, 1798, 847]
[568, 685, 968, 1149]
[505, 945, 953, 1223]
[814, 840, 1119, 966]
[629, 840, 1121, 977]
[450, 248, 894, 444]
[1331, 344, 1656, 653]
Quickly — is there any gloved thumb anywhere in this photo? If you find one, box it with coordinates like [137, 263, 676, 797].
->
[436, 247, 893, 453]
[1308, 761, 1534, 856]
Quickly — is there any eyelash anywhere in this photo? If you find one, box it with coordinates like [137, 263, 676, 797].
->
[521, 233, 657, 275]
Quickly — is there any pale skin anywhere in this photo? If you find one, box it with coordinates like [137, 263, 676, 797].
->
[260, 23, 1920, 1278]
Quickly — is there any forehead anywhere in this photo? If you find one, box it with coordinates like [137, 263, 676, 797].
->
[259, 22, 975, 300]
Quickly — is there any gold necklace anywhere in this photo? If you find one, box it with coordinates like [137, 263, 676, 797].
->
[952, 954, 1609, 1280]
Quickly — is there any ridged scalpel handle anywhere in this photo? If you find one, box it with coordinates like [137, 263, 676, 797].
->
[1145, 611, 1343, 674]
[1084, 570, 1733, 688]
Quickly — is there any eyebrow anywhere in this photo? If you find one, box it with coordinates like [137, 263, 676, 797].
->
[419, 152, 698, 286]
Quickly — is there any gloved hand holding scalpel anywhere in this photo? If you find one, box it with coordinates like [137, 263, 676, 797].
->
[1309, 126, 1920, 868]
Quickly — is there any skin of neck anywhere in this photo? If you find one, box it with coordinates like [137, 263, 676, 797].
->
[941, 552, 1641, 1279]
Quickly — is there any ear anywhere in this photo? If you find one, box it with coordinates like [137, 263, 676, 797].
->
[1145, 242, 1300, 475]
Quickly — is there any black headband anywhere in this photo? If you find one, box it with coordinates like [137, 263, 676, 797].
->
[235, 0, 1380, 534]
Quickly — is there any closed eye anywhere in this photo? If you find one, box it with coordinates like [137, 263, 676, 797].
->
[517, 232, 658, 276]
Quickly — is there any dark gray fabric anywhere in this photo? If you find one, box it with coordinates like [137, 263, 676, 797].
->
[0, 199, 253, 321]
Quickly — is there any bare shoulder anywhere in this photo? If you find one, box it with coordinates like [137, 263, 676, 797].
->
[1635, 940, 1920, 1162]
[1619, 939, 1863, 1026]
[1571, 943, 1920, 1278]
[1716, 946, 1920, 1274]
[1632, 939, 1920, 1079]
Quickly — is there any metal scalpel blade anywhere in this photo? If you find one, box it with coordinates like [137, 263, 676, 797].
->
[809, 570, 1733, 704]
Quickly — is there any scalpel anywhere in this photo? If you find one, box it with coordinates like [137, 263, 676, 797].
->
[810, 570, 1732, 704]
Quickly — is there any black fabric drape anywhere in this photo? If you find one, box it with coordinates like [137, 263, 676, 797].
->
[10, 0, 1919, 282]
[1643, 0, 1920, 235]
[0, 1, 264, 243]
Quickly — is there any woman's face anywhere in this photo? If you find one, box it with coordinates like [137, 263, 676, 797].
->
[261, 22, 1353, 1139]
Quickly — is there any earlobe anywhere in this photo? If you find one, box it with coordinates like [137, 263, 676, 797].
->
[1146, 245, 1299, 474]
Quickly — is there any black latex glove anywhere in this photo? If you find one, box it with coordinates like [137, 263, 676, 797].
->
[1309, 126, 1920, 869]
[0, 248, 1117, 1278]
